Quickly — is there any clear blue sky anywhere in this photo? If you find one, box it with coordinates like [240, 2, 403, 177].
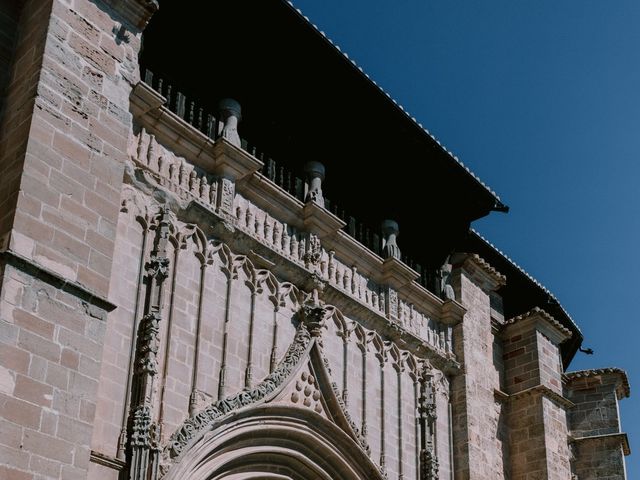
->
[291, 0, 640, 474]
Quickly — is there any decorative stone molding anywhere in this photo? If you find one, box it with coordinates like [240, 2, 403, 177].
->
[570, 432, 631, 456]
[161, 321, 314, 469]
[90, 450, 126, 471]
[502, 307, 572, 345]
[565, 368, 631, 400]
[0, 249, 116, 314]
[507, 384, 575, 409]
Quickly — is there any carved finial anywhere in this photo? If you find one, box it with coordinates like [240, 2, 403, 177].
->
[439, 258, 456, 301]
[218, 98, 242, 147]
[381, 219, 401, 260]
[300, 300, 327, 337]
[304, 161, 325, 207]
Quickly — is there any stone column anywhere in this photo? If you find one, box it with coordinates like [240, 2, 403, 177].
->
[501, 308, 573, 480]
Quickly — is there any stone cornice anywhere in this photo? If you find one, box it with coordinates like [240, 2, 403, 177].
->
[508, 384, 575, 409]
[451, 252, 506, 292]
[90, 450, 126, 471]
[440, 298, 467, 326]
[565, 368, 631, 400]
[381, 257, 419, 289]
[570, 432, 631, 456]
[0, 249, 117, 314]
[502, 307, 572, 345]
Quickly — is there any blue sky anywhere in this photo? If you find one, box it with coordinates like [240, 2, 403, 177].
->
[291, 0, 640, 474]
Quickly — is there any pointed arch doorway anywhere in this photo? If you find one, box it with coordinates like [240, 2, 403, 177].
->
[161, 406, 383, 480]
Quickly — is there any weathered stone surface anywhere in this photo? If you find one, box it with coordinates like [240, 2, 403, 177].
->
[0, 1, 630, 480]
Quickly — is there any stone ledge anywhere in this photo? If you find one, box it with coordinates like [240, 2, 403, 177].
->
[502, 307, 572, 345]
[508, 384, 574, 409]
[0, 249, 117, 314]
[182, 200, 457, 370]
[565, 367, 631, 400]
[570, 432, 631, 456]
[90, 450, 126, 471]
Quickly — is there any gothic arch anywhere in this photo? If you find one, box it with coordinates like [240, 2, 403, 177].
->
[160, 406, 383, 480]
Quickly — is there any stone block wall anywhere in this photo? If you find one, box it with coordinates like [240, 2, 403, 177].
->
[450, 254, 509, 480]
[0, 0, 154, 478]
[501, 308, 573, 480]
[566, 369, 630, 479]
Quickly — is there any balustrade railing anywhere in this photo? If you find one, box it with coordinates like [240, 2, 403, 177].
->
[139, 67, 442, 296]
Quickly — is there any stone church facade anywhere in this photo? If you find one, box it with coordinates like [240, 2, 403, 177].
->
[0, 1, 630, 480]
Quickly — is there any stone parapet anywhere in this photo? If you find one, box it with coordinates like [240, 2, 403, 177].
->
[128, 84, 462, 362]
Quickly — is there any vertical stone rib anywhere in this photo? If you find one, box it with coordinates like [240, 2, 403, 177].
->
[360, 345, 368, 436]
[244, 290, 257, 388]
[189, 261, 208, 415]
[269, 307, 279, 373]
[218, 271, 233, 399]
[342, 335, 349, 405]
[397, 367, 404, 479]
[414, 377, 420, 479]
[380, 358, 386, 471]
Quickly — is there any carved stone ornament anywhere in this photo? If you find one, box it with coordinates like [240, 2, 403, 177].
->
[218, 98, 242, 147]
[299, 302, 328, 337]
[135, 312, 161, 376]
[420, 448, 439, 480]
[439, 260, 455, 301]
[303, 233, 322, 268]
[387, 287, 399, 319]
[381, 219, 401, 260]
[218, 177, 235, 214]
[161, 322, 313, 470]
[304, 161, 325, 207]
[130, 405, 159, 449]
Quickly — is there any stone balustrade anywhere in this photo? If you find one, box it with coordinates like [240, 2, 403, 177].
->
[129, 81, 462, 361]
